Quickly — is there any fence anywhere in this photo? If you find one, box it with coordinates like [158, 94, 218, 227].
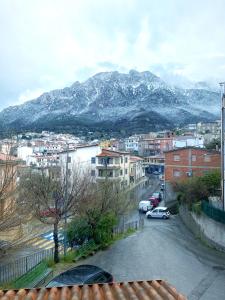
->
[0, 219, 144, 285]
[0, 247, 54, 285]
[113, 218, 144, 236]
[202, 200, 225, 225]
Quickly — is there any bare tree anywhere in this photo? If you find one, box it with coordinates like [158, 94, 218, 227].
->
[18, 166, 92, 263]
[0, 154, 21, 232]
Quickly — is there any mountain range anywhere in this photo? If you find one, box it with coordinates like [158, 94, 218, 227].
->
[0, 70, 220, 138]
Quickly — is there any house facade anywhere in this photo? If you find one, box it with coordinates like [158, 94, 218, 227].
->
[59, 144, 101, 177]
[130, 156, 145, 184]
[94, 149, 131, 188]
[164, 147, 220, 182]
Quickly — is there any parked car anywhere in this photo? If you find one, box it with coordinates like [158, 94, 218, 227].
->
[152, 192, 162, 201]
[138, 200, 153, 213]
[149, 197, 160, 207]
[46, 265, 113, 287]
[146, 207, 170, 219]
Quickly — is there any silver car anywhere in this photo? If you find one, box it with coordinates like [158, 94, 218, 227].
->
[146, 207, 170, 219]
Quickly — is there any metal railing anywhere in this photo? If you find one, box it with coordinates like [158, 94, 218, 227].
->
[0, 219, 144, 285]
[113, 218, 144, 235]
[202, 200, 225, 224]
[0, 248, 54, 285]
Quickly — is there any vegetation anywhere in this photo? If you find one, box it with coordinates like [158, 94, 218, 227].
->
[18, 167, 92, 263]
[0, 153, 22, 234]
[1, 261, 49, 289]
[174, 170, 221, 210]
[205, 138, 221, 151]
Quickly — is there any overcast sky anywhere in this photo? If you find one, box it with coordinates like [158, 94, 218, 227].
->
[1, 0, 225, 111]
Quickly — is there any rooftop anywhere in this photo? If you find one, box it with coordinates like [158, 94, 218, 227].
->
[0, 280, 186, 300]
[97, 149, 129, 158]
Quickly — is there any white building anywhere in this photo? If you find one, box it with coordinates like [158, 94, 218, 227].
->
[173, 136, 204, 148]
[17, 146, 33, 162]
[124, 135, 141, 153]
[26, 154, 59, 168]
[130, 156, 145, 184]
[59, 144, 101, 176]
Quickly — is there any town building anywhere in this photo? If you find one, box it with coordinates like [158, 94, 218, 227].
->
[59, 144, 101, 177]
[196, 120, 221, 136]
[129, 156, 145, 184]
[143, 154, 165, 174]
[164, 147, 220, 202]
[124, 135, 142, 153]
[139, 137, 173, 156]
[165, 147, 220, 182]
[173, 136, 204, 149]
[94, 149, 131, 188]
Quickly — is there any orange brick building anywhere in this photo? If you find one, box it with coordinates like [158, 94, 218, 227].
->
[165, 147, 220, 182]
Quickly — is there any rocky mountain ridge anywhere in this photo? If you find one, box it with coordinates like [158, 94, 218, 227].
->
[0, 70, 220, 137]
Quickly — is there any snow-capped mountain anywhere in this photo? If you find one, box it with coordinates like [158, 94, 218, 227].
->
[0, 70, 220, 137]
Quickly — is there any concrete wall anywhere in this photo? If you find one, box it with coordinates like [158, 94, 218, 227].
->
[179, 205, 225, 252]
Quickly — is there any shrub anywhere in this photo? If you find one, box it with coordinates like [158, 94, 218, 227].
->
[66, 217, 92, 247]
[93, 212, 117, 245]
[192, 202, 202, 215]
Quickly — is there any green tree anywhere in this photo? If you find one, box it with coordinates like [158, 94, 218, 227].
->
[205, 138, 221, 151]
[173, 170, 221, 209]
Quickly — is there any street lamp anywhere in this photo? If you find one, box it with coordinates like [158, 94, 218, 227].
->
[219, 82, 225, 210]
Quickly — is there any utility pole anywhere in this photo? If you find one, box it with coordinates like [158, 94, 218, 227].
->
[63, 143, 69, 256]
[219, 82, 225, 210]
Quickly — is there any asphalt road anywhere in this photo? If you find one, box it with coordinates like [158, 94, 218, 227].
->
[77, 177, 225, 300]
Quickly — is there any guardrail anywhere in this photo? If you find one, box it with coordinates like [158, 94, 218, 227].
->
[201, 200, 225, 224]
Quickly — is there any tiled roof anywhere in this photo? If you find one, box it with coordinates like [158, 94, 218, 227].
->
[97, 149, 129, 157]
[0, 280, 186, 300]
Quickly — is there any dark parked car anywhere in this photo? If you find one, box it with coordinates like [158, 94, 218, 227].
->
[46, 265, 113, 287]
[149, 196, 160, 207]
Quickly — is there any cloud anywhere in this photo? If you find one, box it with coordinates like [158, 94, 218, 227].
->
[0, 0, 225, 110]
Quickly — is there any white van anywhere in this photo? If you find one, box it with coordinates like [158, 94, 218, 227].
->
[138, 200, 153, 213]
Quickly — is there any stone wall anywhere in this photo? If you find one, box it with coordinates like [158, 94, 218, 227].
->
[179, 205, 225, 252]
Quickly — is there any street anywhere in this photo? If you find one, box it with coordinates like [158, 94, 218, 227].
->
[76, 214, 225, 299]
[2, 175, 225, 299]
[72, 177, 225, 300]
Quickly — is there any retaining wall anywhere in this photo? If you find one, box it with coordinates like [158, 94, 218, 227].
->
[179, 205, 225, 252]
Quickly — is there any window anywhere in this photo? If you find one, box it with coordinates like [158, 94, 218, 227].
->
[91, 170, 95, 176]
[115, 158, 120, 164]
[204, 155, 211, 162]
[125, 157, 128, 163]
[125, 169, 128, 175]
[67, 156, 71, 163]
[91, 157, 96, 164]
[121, 157, 123, 163]
[120, 170, 123, 175]
[173, 155, 180, 161]
[191, 155, 196, 161]
[173, 170, 181, 177]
